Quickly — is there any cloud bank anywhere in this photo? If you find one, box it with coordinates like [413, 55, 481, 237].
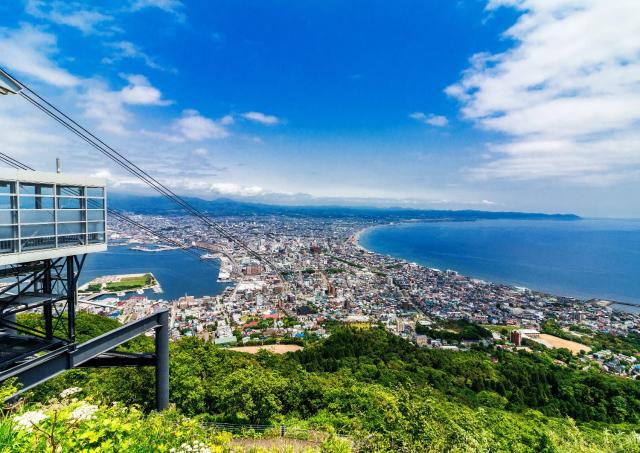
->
[447, 0, 640, 184]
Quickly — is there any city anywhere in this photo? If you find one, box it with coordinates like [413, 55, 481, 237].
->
[0, 0, 639, 450]
[79, 213, 640, 379]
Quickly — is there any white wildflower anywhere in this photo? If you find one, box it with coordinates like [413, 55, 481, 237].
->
[68, 403, 98, 421]
[177, 443, 209, 453]
[13, 410, 47, 431]
[60, 387, 82, 399]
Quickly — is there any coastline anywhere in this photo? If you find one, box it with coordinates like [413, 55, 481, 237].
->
[351, 223, 385, 254]
[351, 220, 639, 313]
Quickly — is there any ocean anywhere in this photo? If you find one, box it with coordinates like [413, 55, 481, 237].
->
[359, 218, 640, 312]
[80, 246, 229, 301]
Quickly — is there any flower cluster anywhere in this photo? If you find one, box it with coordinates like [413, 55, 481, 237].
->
[171, 440, 212, 453]
[68, 403, 98, 422]
[59, 387, 82, 399]
[12, 410, 47, 431]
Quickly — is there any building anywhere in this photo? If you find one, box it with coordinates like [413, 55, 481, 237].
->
[245, 264, 262, 276]
[0, 170, 169, 410]
[510, 330, 522, 346]
[0, 169, 107, 263]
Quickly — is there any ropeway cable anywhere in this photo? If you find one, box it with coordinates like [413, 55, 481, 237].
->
[0, 66, 282, 276]
[18, 90, 279, 274]
[0, 153, 221, 272]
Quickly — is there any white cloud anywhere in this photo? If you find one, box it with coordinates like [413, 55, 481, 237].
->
[81, 81, 131, 135]
[26, 0, 114, 35]
[173, 110, 230, 141]
[209, 183, 264, 196]
[165, 179, 265, 197]
[220, 115, 234, 126]
[241, 111, 280, 125]
[410, 112, 449, 127]
[0, 96, 69, 159]
[102, 41, 167, 71]
[192, 147, 208, 156]
[0, 24, 79, 87]
[130, 0, 185, 20]
[119, 74, 171, 106]
[79, 75, 170, 134]
[448, 0, 640, 183]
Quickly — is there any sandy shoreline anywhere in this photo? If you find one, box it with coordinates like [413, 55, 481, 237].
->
[351, 224, 385, 253]
[348, 221, 637, 312]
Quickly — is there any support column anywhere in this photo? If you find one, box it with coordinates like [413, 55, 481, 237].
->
[5, 312, 16, 335]
[43, 260, 53, 339]
[155, 310, 169, 411]
[66, 256, 76, 346]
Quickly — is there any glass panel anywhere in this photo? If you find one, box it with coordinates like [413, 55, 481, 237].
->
[57, 222, 85, 235]
[58, 234, 85, 247]
[87, 222, 104, 233]
[22, 236, 56, 251]
[57, 186, 83, 196]
[0, 182, 15, 194]
[38, 185, 53, 195]
[57, 198, 83, 209]
[86, 187, 104, 197]
[20, 196, 54, 209]
[86, 198, 104, 209]
[0, 225, 17, 240]
[0, 210, 16, 225]
[20, 183, 53, 195]
[0, 239, 16, 253]
[21, 223, 55, 238]
[87, 210, 104, 221]
[57, 210, 84, 222]
[21, 210, 55, 223]
[88, 233, 105, 244]
[19, 183, 36, 195]
[0, 196, 16, 209]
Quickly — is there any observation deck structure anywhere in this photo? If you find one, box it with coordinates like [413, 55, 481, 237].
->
[0, 169, 168, 410]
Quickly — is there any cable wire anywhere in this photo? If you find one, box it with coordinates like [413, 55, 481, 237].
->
[0, 151, 222, 273]
[0, 66, 282, 277]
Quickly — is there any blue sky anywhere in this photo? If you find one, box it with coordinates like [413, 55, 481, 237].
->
[0, 0, 639, 217]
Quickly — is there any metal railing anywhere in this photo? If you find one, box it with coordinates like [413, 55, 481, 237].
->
[203, 421, 350, 444]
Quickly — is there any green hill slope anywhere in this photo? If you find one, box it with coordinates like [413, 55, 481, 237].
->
[6, 314, 640, 452]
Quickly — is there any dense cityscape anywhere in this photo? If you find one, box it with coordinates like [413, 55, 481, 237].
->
[79, 213, 640, 379]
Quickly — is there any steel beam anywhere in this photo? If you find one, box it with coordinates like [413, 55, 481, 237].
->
[0, 310, 169, 400]
[155, 310, 169, 410]
[71, 313, 163, 365]
[78, 352, 156, 368]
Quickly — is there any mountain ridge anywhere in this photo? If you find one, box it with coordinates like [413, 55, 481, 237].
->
[108, 193, 581, 221]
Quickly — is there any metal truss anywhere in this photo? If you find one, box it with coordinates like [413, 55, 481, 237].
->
[0, 257, 170, 410]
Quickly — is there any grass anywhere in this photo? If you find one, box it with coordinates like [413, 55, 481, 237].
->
[104, 274, 153, 292]
[483, 325, 520, 333]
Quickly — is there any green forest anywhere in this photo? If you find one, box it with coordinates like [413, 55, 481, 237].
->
[5, 313, 640, 452]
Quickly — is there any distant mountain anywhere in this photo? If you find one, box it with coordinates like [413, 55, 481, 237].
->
[108, 193, 581, 221]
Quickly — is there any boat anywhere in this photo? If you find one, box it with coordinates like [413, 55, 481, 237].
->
[201, 253, 217, 260]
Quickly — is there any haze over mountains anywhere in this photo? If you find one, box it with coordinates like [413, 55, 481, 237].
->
[109, 193, 580, 221]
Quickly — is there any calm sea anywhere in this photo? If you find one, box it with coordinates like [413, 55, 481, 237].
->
[359, 219, 640, 312]
[80, 246, 229, 301]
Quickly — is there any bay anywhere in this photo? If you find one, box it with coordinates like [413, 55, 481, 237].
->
[359, 219, 640, 312]
[79, 246, 229, 301]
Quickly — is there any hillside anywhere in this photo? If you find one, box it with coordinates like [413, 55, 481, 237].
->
[109, 193, 581, 221]
[6, 313, 639, 452]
